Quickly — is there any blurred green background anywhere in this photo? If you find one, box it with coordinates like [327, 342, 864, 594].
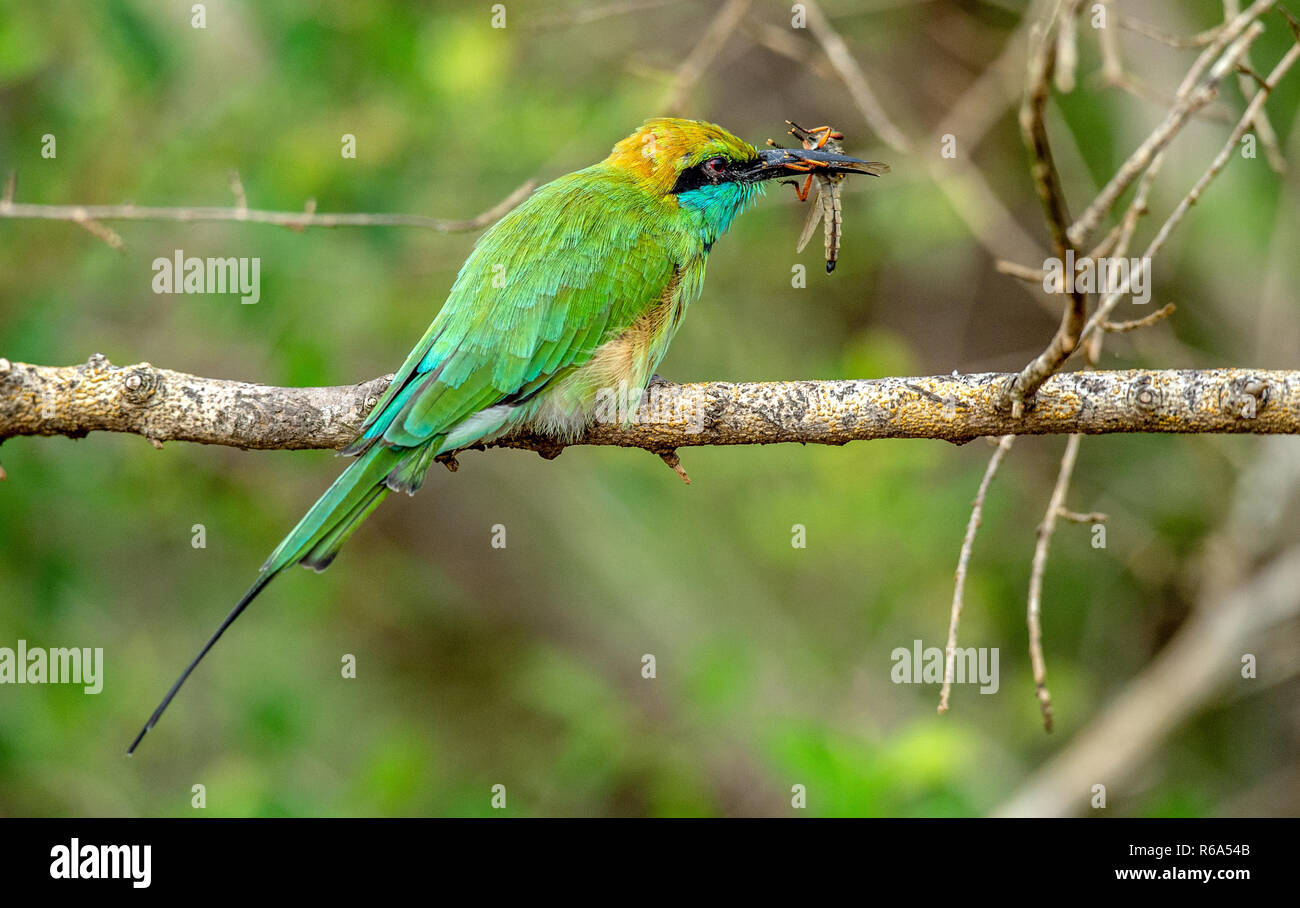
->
[1, 0, 1298, 817]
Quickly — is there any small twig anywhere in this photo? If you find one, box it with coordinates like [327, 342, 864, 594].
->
[1093, 146, 1166, 274]
[1225, 0, 1287, 173]
[1117, 14, 1226, 48]
[996, 260, 1049, 284]
[1021, 13, 1076, 259]
[1097, 70, 1237, 125]
[658, 450, 691, 484]
[1027, 433, 1084, 732]
[1070, 1, 1274, 246]
[0, 178, 537, 233]
[1085, 219, 1129, 260]
[1236, 60, 1271, 89]
[1283, 3, 1300, 39]
[528, 0, 685, 30]
[940, 434, 1016, 714]
[286, 198, 318, 233]
[922, 10, 1048, 272]
[1080, 40, 1300, 345]
[1104, 302, 1177, 333]
[1057, 509, 1108, 523]
[742, 21, 837, 80]
[1055, 0, 1084, 93]
[1, 170, 129, 251]
[660, 0, 751, 114]
[1096, 0, 1123, 83]
[228, 170, 248, 212]
[1095, 3, 1239, 126]
[803, 0, 912, 152]
[73, 216, 126, 252]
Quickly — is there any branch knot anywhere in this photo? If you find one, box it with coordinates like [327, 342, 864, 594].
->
[121, 367, 161, 405]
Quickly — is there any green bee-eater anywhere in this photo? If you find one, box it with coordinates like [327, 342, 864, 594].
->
[129, 118, 885, 751]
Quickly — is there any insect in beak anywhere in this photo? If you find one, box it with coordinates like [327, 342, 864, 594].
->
[771, 121, 889, 273]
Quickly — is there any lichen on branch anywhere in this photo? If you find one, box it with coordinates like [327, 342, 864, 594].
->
[0, 356, 1295, 458]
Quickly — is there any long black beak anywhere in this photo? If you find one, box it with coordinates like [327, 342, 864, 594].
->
[745, 147, 890, 182]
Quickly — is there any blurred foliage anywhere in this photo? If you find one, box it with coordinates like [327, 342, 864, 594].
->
[1, 0, 1298, 817]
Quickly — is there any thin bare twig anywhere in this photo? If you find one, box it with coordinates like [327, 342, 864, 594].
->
[660, 0, 751, 114]
[1097, 0, 1123, 83]
[1057, 509, 1107, 523]
[1225, 0, 1287, 173]
[1090, 1, 1235, 121]
[0, 179, 538, 235]
[1098, 70, 1238, 126]
[228, 170, 248, 211]
[913, 6, 1053, 279]
[1069, 1, 1274, 246]
[528, 0, 685, 30]
[1027, 433, 1083, 732]
[996, 260, 1049, 284]
[940, 435, 1016, 714]
[1055, 0, 1085, 92]
[73, 217, 125, 252]
[802, 0, 912, 152]
[1117, 14, 1226, 48]
[1104, 302, 1177, 332]
[743, 21, 837, 81]
[1079, 40, 1300, 345]
[1022, 12, 1076, 259]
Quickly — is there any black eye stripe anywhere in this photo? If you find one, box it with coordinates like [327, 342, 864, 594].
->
[670, 157, 735, 195]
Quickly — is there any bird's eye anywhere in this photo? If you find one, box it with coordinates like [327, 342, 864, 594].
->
[703, 157, 727, 178]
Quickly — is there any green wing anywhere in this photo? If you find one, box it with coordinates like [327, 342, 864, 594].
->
[347, 167, 680, 457]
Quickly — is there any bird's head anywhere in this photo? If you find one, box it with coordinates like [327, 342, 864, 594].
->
[604, 118, 884, 243]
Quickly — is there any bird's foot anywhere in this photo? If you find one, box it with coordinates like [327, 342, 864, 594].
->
[642, 373, 677, 405]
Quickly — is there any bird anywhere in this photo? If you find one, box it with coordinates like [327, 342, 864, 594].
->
[127, 117, 887, 752]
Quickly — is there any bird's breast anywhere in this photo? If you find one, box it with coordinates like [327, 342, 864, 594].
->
[526, 264, 694, 437]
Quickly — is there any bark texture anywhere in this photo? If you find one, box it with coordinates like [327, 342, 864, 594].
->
[0, 355, 1294, 454]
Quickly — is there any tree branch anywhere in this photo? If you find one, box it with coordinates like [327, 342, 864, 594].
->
[1, 356, 1296, 458]
[1000, 7, 1088, 417]
[1069, 0, 1274, 246]
[0, 177, 538, 240]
